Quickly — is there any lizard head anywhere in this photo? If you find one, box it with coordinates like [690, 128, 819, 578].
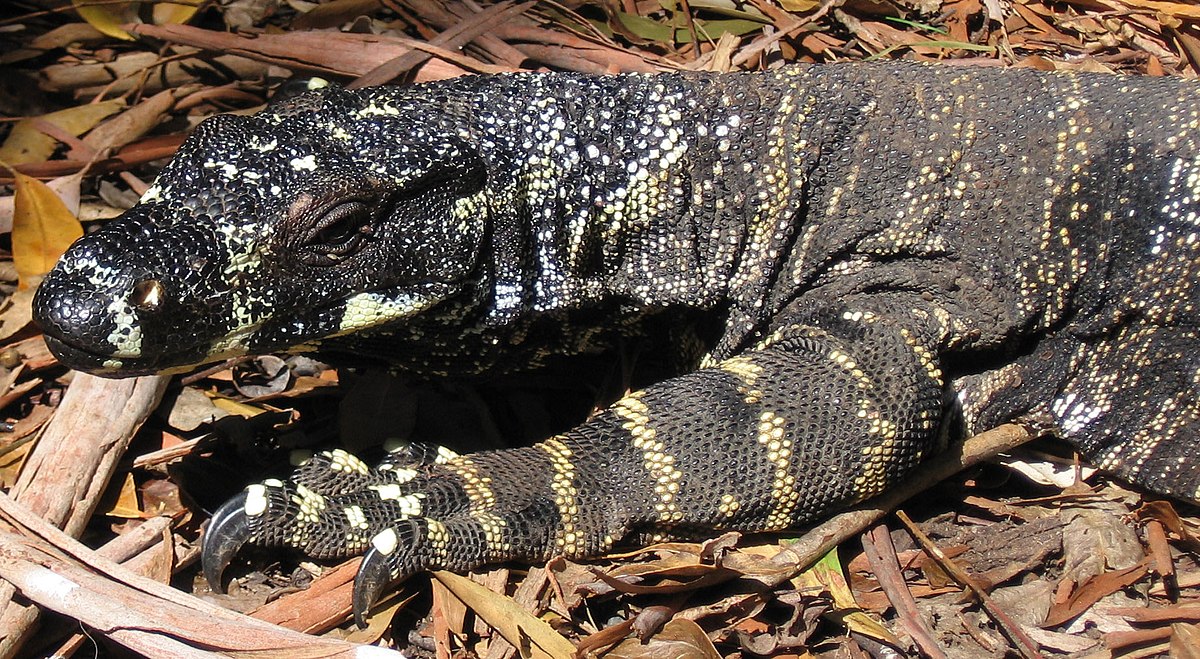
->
[34, 84, 489, 376]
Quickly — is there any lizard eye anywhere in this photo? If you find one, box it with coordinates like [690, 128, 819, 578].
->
[302, 200, 374, 266]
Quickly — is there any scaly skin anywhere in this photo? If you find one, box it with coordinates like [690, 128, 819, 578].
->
[33, 62, 1200, 619]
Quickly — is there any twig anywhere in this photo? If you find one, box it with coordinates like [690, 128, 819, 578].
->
[861, 523, 947, 658]
[765, 422, 1037, 583]
[732, 0, 845, 67]
[895, 510, 1045, 659]
[350, 0, 536, 88]
[0, 373, 170, 657]
[0, 491, 401, 657]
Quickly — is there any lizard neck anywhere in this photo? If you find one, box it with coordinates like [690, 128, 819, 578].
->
[469, 71, 797, 325]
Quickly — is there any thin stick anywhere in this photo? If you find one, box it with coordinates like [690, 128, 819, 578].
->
[766, 422, 1037, 582]
[895, 510, 1045, 659]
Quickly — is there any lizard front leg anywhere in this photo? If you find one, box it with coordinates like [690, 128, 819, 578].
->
[203, 302, 946, 622]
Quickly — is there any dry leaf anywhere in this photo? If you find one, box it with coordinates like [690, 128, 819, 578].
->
[1101, 0, 1200, 20]
[164, 387, 232, 432]
[152, 0, 204, 26]
[101, 472, 144, 519]
[0, 171, 84, 341]
[1172, 623, 1200, 658]
[72, 0, 202, 41]
[72, 0, 140, 40]
[432, 570, 576, 659]
[0, 439, 32, 489]
[799, 548, 899, 646]
[81, 89, 177, 157]
[605, 618, 721, 659]
[997, 454, 1097, 487]
[11, 171, 84, 289]
[0, 100, 124, 165]
[209, 396, 270, 418]
[0, 288, 36, 345]
[1044, 561, 1149, 628]
[777, 0, 821, 12]
[0, 173, 83, 234]
[1061, 503, 1145, 584]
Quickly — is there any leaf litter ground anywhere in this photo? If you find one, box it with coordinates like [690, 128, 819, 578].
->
[0, 0, 1198, 656]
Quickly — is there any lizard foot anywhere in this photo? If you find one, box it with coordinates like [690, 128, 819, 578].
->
[200, 441, 569, 625]
[201, 443, 459, 599]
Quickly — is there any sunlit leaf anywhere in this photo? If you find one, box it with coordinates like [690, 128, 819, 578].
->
[432, 570, 576, 659]
[152, 0, 203, 26]
[100, 472, 144, 518]
[210, 396, 269, 418]
[72, 0, 140, 40]
[72, 0, 203, 41]
[605, 618, 722, 658]
[11, 171, 84, 289]
[0, 101, 124, 165]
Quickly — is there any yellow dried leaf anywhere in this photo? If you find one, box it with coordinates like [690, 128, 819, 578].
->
[72, 0, 202, 41]
[0, 100, 124, 165]
[432, 570, 576, 659]
[778, 0, 821, 11]
[72, 0, 139, 40]
[210, 396, 268, 418]
[152, 0, 203, 26]
[102, 472, 144, 518]
[11, 171, 84, 289]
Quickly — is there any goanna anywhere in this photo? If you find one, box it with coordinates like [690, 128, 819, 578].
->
[33, 61, 1200, 620]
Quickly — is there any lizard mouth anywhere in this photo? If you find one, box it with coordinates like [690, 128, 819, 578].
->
[41, 333, 205, 377]
[39, 280, 462, 378]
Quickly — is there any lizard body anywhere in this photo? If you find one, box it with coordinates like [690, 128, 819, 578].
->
[33, 62, 1200, 616]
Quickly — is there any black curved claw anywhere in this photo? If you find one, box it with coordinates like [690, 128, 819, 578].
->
[202, 491, 254, 593]
[353, 545, 394, 628]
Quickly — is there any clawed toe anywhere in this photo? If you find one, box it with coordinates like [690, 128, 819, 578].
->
[353, 542, 395, 627]
[201, 490, 254, 593]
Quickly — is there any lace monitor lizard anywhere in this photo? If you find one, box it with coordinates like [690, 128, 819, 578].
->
[33, 61, 1200, 620]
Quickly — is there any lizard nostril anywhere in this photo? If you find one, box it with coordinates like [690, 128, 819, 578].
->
[130, 279, 165, 312]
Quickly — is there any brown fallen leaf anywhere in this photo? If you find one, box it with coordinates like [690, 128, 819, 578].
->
[128, 23, 477, 82]
[80, 89, 178, 158]
[1043, 561, 1150, 628]
[1, 133, 187, 182]
[1172, 623, 1200, 658]
[603, 618, 721, 659]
